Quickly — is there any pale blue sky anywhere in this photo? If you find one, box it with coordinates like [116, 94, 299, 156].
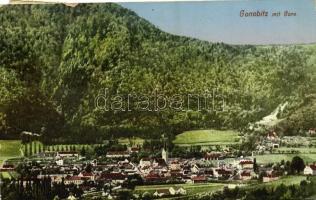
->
[121, 0, 316, 44]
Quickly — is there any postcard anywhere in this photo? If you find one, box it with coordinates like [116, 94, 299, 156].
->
[0, 1, 316, 199]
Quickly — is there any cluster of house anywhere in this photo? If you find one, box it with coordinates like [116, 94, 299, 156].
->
[3, 139, 316, 199]
[1, 147, 283, 186]
[256, 131, 280, 153]
[137, 149, 259, 184]
[255, 131, 314, 154]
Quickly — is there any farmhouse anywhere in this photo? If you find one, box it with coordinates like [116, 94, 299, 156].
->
[304, 164, 316, 175]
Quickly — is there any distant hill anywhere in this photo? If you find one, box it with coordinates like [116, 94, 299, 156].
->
[0, 4, 315, 143]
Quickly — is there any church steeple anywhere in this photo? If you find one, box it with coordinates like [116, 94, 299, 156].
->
[161, 134, 168, 162]
[162, 147, 168, 162]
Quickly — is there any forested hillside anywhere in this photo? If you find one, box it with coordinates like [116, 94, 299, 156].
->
[0, 4, 315, 143]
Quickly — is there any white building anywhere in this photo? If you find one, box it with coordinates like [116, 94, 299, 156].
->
[57, 151, 79, 158]
[56, 159, 64, 166]
[304, 165, 316, 175]
[162, 148, 168, 162]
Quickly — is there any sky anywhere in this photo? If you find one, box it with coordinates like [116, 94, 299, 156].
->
[121, 0, 316, 45]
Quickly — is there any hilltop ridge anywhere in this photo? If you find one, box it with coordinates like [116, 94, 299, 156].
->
[0, 4, 315, 142]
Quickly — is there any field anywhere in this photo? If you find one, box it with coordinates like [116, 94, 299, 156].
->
[255, 153, 316, 164]
[173, 129, 240, 147]
[245, 176, 306, 190]
[118, 137, 144, 146]
[0, 171, 19, 180]
[0, 140, 23, 164]
[277, 147, 316, 154]
[135, 182, 227, 196]
[262, 176, 306, 187]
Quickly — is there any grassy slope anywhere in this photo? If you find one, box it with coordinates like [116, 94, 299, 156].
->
[262, 176, 306, 187]
[0, 140, 22, 164]
[173, 129, 239, 146]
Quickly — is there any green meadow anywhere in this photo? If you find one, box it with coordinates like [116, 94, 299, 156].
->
[255, 154, 316, 164]
[0, 140, 23, 164]
[173, 129, 240, 147]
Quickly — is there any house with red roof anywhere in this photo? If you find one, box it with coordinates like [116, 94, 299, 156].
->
[239, 170, 252, 181]
[0, 164, 15, 172]
[78, 171, 95, 181]
[239, 160, 253, 169]
[214, 168, 233, 179]
[129, 147, 140, 153]
[192, 175, 207, 183]
[99, 172, 127, 184]
[144, 173, 166, 183]
[263, 173, 279, 182]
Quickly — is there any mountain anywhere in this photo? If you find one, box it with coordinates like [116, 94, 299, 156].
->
[0, 4, 315, 143]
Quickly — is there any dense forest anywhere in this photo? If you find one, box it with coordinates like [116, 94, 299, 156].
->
[0, 4, 315, 143]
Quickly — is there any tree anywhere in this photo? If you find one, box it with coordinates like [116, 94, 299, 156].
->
[80, 146, 86, 157]
[253, 158, 258, 172]
[85, 164, 92, 173]
[291, 156, 305, 174]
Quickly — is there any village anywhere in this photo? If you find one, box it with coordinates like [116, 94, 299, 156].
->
[2, 129, 316, 199]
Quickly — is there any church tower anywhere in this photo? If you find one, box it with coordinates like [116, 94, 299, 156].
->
[161, 134, 168, 162]
[162, 148, 168, 162]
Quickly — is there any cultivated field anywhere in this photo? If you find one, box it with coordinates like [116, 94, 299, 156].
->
[262, 176, 306, 187]
[277, 147, 316, 154]
[244, 176, 306, 191]
[0, 171, 19, 180]
[118, 137, 144, 146]
[0, 140, 23, 164]
[173, 129, 240, 147]
[255, 153, 316, 164]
